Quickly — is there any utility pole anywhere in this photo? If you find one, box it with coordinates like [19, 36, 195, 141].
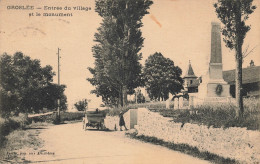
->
[57, 48, 61, 123]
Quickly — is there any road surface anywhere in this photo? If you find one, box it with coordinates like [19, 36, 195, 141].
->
[23, 122, 210, 164]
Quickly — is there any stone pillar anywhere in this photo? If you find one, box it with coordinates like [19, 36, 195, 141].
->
[130, 109, 138, 129]
[166, 93, 174, 109]
[179, 97, 183, 109]
[166, 99, 170, 109]
[174, 98, 179, 110]
[189, 96, 194, 109]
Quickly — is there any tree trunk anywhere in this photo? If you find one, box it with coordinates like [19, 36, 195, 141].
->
[118, 87, 122, 107]
[235, 42, 244, 117]
[122, 85, 127, 107]
[234, 0, 244, 118]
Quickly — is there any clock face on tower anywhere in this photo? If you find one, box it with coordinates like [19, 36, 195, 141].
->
[216, 84, 223, 95]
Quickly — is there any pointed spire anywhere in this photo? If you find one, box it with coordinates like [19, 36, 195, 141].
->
[184, 60, 197, 78]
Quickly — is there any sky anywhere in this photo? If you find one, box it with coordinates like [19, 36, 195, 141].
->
[0, 0, 259, 110]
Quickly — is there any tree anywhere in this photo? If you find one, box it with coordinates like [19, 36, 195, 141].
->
[0, 52, 67, 117]
[87, 67, 119, 106]
[74, 99, 88, 111]
[40, 84, 67, 111]
[214, 0, 256, 117]
[143, 52, 183, 101]
[87, 0, 153, 107]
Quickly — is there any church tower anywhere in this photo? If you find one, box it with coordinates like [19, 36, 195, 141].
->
[184, 61, 198, 93]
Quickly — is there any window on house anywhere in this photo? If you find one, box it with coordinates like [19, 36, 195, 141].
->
[190, 80, 193, 84]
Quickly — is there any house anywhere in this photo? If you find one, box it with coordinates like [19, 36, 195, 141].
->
[223, 61, 260, 97]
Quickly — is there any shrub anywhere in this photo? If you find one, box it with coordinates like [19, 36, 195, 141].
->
[60, 112, 84, 121]
[10, 113, 29, 129]
[0, 114, 29, 147]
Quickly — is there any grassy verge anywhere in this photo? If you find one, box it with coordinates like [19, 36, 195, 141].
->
[0, 114, 29, 147]
[126, 132, 239, 164]
[0, 122, 46, 163]
[148, 98, 260, 130]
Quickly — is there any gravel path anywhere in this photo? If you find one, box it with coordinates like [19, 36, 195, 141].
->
[22, 122, 210, 164]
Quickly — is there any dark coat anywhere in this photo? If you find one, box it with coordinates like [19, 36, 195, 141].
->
[119, 114, 125, 126]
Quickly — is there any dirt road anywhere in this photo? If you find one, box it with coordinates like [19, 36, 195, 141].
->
[21, 122, 210, 164]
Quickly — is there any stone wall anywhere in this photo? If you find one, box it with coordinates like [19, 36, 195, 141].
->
[104, 108, 260, 163]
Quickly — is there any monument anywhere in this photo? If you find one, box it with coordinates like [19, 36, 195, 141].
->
[196, 22, 231, 105]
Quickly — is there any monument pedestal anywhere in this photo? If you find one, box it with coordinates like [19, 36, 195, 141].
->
[195, 79, 231, 106]
[198, 78, 230, 97]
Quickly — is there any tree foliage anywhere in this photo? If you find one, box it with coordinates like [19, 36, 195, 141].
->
[87, 67, 119, 106]
[0, 52, 67, 117]
[74, 99, 88, 111]
[214, 0, 256, 116]
[87, 0, 153, 107]
[214, 0, 256, 50]
[143, 52, 183, 101]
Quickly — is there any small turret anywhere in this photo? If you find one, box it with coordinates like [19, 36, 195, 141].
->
[184, 60, 197, 79]
[183, 61, 198, 93]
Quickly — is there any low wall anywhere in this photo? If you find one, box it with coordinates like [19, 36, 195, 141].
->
[104, 108, 260, 163]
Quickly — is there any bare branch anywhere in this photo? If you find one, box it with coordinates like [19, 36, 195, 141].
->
[242, 45, 257, 60]
[242, 44, 250, 56]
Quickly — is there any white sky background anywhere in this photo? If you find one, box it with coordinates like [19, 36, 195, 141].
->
[0, 0, 259, 110]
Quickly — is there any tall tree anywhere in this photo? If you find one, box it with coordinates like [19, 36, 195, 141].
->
[88, 0, 153, 107]
[214, 0, 256, 116]
[0, 52, 67, 117]
[143, 52, 183, 101]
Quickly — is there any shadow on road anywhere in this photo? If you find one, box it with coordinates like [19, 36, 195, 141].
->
[25, 127, 47, 130]
[84, 129, 114, 132]
[27, 155, 129, 163]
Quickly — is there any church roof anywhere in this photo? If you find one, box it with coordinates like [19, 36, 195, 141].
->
[184, 61, 197, 78]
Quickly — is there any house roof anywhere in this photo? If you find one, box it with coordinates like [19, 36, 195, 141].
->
[184, 61, 197, 78]
[223, 65, 260, 85]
